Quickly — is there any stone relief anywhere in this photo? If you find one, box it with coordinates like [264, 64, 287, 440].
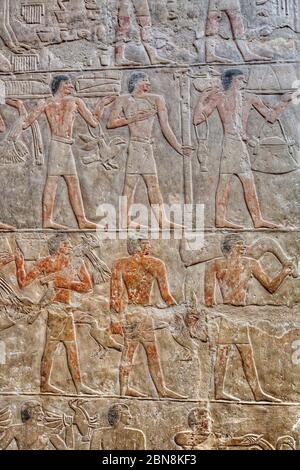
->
[0, 0, 299, 451]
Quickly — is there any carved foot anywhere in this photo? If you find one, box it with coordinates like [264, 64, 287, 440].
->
[159, 387, 187, 399]
[215, 392, 241, 402]
[41, 383, 64, 394]
[254, 219, 282, 229]
[0, 222, 16, 230]
[43, 220, 69, 230]
[122, 387, 147, 398]
[115, 58, 140, 66]
[207, 54, 233, 64]
[76, 383, 99, 395]
[149, 55, 173, 65]
[254, 391, 281, 403]
[216, 220, 244, 230]
[243, 53, 272, 62]
[78, 219, 98, 230]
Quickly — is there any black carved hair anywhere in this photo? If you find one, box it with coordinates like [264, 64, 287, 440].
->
[128, 72, 148, 93]
[222, 234, 244, 256]
[20, 401, 41, 423]
[221, 69, 244, 91]
[51, 75, 70, 95]
[48, 233, 69, 255]
[107, 404, 129, 426]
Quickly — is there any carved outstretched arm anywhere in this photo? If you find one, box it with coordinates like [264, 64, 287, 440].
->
[251, 94, 291, 124]
[251, 259, 291, 294]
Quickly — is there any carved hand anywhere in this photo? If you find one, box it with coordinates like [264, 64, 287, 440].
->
[181, 145, 194, 157]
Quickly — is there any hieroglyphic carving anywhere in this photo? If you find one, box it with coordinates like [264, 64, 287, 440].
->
[21, 3, 45, 25]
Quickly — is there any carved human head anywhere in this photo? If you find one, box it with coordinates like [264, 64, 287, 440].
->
[51, 75, 73, 95]
[188, 407, 213, 433]
[107, 403, 132, 427]
[128, 72, 150, 93]
[276, 435, 296, 450]
[127, 236, 151, 256]
[222, 234, 246, 257]
[20, 401, 44, 423]
[48, 234, 72, 256]
[221, 69, 246, 91]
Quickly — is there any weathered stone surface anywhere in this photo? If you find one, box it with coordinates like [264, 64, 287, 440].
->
[0, 0, 299, 451]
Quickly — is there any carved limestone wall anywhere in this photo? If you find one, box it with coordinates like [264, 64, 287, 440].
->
[0, 0, 300, 450]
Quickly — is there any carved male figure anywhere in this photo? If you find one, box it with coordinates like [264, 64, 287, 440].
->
[90, 403, 146, 450]
[194, 69, 292, 229]
[206, 0, 268, 63]
[174, 407, 221, 450]
[13, 75, 112, 230]
[205, 234, 292, 401]
[0, 401, 71, 450]
[204, 234, 292, 308]
[116, 0, 170, 65]
[14, 234, 96, 395]
[110, 237, 185, 398]
[108, 72, 191, 229]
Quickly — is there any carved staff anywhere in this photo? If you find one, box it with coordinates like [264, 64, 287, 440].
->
[177, 71, 193, 205]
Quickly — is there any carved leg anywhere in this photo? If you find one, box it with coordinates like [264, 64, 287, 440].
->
[121, 174, 139, 229]
[145, 175, 183, 229]
[64, 340, 98, 395]
[216, 174, 243, 229]
[40, 338, 63, 393]
[115, 0, 139, 65]
[238, 173, 281, 229]
[144, 341, 187, 399]
[236, 344, 281, 402]
[120, 339, 146, 397]
[227, 9, 270, 61]
[206, 11, 233, 64]
[64, 175, 97, 229]
[214, 345, 240, 401]
[43, 176, 68, 229]
[137, 15, 172, 65]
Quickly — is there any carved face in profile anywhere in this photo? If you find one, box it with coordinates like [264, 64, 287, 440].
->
[21, 401, 44, 424]
[58, 79, 74, 96]
[140, 239, 151, 256]
[232, 74, 247, 91]
[59, 240, 73, 256]
[136, 76, 151, 94]
[229, 241, 246, 258]
[119, 406, 132, 426]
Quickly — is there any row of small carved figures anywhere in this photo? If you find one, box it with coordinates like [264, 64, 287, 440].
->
[0, 401, 297, 450]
